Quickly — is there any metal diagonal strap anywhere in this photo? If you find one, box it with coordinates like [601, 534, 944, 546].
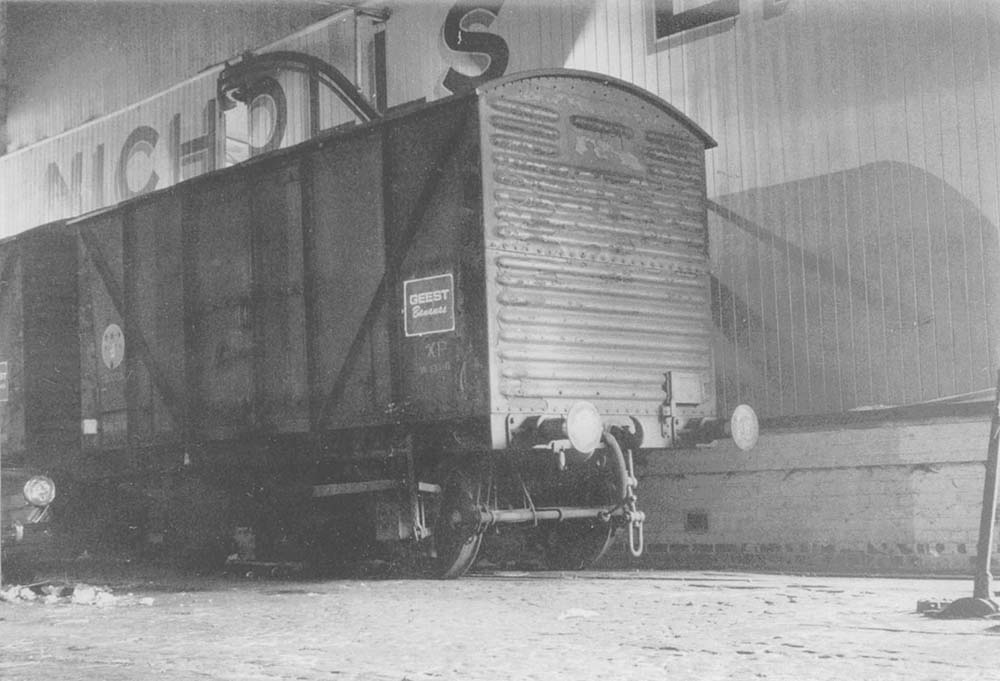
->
[315, 108, 472, 430]
[78, 227, 187, 433]
[0, 242, 18, 299]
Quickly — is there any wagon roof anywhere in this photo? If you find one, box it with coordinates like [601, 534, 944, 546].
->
[477, 69, 717, 150]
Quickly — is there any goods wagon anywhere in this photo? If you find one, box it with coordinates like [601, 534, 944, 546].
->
[0, 225, 73, 573]
[16, 67, 757, 576]
[0, 224, 79, 472]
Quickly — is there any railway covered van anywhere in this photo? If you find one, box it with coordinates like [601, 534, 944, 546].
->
[0, 224, 79, 472]
[62, 68, 757, 576]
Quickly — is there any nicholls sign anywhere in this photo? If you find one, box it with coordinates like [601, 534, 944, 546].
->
[48, 96, 224, 209]
[5, 69, 299, 238]
[0, 11, 364, 238]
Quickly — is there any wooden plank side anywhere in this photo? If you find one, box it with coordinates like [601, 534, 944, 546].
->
[306, 131, 386, 430]
[77, 213, 127, 452]
[0, 239, 27, 461]
[185, 174, 255, 440]
[131, 194, 185, 446]
[251, 163, 309, 433]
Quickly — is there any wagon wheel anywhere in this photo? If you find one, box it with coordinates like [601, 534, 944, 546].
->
[430, 464, 484, 579]
[541, 463, 617, 570]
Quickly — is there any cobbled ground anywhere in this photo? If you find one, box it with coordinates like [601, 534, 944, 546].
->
[0, 564, 998, 680]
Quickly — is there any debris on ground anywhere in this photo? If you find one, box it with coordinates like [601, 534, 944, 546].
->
[0, 581, 154, 607]
[223, 556, 304, 579]
[916, 599, 949, 614]
[557, 608, 599, 620]
[918, 596, 1000, 619]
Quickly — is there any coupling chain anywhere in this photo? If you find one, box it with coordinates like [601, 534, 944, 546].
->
[623, 448, 645, 557]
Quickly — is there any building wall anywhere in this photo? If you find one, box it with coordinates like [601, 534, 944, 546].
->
[0, 1, 10, 155]
[630, 415, 995, 572]
[0, 7, 375, 236]
[3, 1, 335, 151]
[382, 0, 1000, 571]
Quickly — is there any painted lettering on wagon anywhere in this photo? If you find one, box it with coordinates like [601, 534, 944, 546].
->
[404, 273, 456, 337]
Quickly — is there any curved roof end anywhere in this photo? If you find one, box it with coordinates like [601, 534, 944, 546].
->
[477, 68, 717, 150]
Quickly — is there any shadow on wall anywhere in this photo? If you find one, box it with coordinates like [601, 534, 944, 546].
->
[709, 160, 1000, 419]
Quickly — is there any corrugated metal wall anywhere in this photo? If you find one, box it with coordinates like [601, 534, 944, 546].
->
[479, 73, 716, 448]
[381, 0, 1000, 419]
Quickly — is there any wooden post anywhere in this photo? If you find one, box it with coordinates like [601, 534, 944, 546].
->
[973, 370, 1000, 600]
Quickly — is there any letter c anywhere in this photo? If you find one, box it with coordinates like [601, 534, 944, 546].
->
[117, 125, 160, 201]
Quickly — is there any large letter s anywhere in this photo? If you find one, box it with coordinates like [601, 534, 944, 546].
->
[442, 1, 509, 94]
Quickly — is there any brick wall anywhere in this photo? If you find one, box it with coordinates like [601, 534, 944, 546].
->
[622, 415, 996, 574]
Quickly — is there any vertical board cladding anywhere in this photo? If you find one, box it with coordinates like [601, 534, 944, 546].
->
[379, 0, 1000, 420]
[71, 96, 491, 449]
[0, 224, 79, 469]
[184, 172, 255, 441]
[668, 0, 1000, 418]
[78, 213, 128, 453]
[0, 10, 370, 238]
[21, 226, 81, 468]
[182, 159, 309, 440]
[3, 3, 346, 151]
[391, 99, 491, 424]
[250, 164, 309, 434]
[79, 195, 188, 458]
[478, 73, 715, 448]
[0, 236, 26, 458]
[130, 193, 185, 446]
[310, 97, 490, 431]
[305, 129, 390, 431]
[76, 152, 314, 451]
